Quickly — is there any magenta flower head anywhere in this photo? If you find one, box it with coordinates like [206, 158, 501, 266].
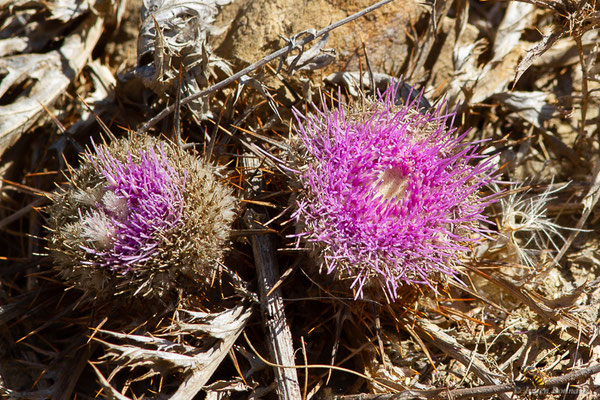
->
[289, 84, 497, 301]
[47, 134, 236, 300]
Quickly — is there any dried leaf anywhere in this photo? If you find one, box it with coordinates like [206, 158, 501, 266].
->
[324, 71, 431, 111]
[240, 75, 282, 120]
[93, 303, 253, 400]
[325, 71, 396, 97]
[0, 14, 104, 158]
[0, 9, 65, 57]
[204, 378, 253, 399]
[46, 0, 94, 22]
[446, 2, 536, 106]
[493, 91, 556, 128]
[492, 2, 536, 63]
[283, 31, 336, 74]
[514, 29, 564, 84]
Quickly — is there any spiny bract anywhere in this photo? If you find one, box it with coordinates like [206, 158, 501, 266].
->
[289, 85, 497, 301]
[47, 134, 236, 300]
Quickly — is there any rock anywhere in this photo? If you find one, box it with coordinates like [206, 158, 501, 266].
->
[215, 0, 421, 79]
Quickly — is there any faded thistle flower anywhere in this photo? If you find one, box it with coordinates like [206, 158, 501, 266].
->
[47, 134, 236, 300]
[493, 181, 571, 268]
[289, 85, 497, 301]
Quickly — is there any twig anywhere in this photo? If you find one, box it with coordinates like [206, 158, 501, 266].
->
[437, 362, 600, 399]
[0, 198, 47, 231]
[574, 34, 590, 148]
[138, 0, 396, 133]
[414, 320, 512, 400]
[407, 0, 451, 81]
[331, 363, 600, 399]
[53, 344, 93, 400]
[301, 336, 308, 400]
[244, 209, 302, 400]
[173, 65, 183, 147]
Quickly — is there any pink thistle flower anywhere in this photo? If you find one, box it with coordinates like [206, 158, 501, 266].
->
[47, 134, 236, 300]
[290, 85, 497, 301]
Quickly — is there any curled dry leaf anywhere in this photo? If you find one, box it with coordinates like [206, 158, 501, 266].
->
[514, 30, 564, 85]
[493, 91, 556, 129]
[131, 0, 234, 120]
[92, 304, 253, 400]
[281, 31, 336, 74]
[324, 71, 398, 97]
